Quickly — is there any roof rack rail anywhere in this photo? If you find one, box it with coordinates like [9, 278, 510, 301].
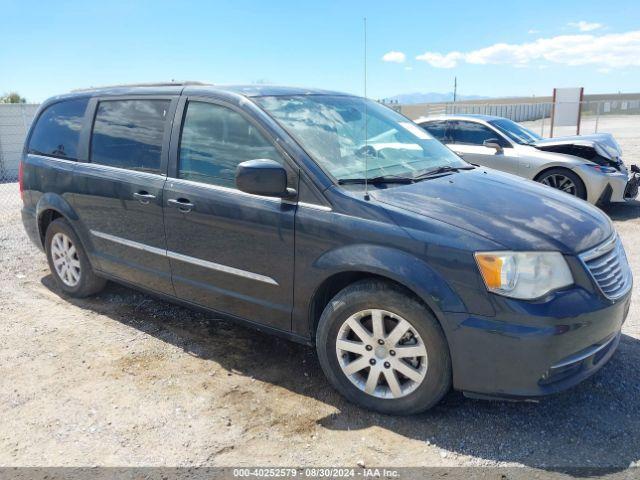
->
[71, 81, 212, 92]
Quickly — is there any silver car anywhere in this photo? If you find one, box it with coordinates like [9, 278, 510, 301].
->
[416, 114, 639, 205]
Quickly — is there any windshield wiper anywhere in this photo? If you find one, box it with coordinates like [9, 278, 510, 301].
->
[412, 165, 475, 180]
[338, 175, 414, 185]
[338, 165, 475, 185]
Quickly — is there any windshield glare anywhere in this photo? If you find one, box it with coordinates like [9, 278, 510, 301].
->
[489, 118, 542, 145]
[256, 95, 467, 182]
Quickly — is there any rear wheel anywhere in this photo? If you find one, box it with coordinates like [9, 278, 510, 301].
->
[45, 218, 106, 297]
[536, 168, 587, 199]
[316, 280, 452, 415]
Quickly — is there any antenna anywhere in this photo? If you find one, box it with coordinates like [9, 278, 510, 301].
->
[453, 76, 457, 103]
[363, 17, 370, 201]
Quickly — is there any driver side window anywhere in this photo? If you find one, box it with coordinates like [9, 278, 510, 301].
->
[452, 121, 509, 147]
[178, 101, 284, 188]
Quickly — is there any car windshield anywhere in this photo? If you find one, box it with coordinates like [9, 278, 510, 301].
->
[489, 118, 542, 145]
[256, 95, 467, 182]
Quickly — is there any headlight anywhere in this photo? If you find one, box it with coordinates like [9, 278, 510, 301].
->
[585, 164, 618, 174]
[474, 251, 573, 300]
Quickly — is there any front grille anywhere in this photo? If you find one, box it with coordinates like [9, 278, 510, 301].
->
[580, 235, 632, 300]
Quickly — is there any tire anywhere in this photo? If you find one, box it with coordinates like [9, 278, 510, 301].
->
[536, 168, 587, 200]
[316, 279, 452, 415]
[45, 218, 106, 297]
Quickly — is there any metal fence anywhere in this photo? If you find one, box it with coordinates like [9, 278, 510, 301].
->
[0, 103, 39, 182]
[0, 104, 39, 260]
[406, 99, 640, 137]
[425, 102, 553, 123]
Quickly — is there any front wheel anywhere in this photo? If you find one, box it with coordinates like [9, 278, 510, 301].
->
[316, 280, 452, 415]
[536, 168, 587, 199]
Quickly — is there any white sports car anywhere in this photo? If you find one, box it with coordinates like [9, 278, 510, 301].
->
[416, 114, 639, 205]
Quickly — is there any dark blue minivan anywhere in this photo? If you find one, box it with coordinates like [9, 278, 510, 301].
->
[20, 83, 632, 414]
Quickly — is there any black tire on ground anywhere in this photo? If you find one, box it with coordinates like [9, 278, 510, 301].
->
[316, 279, 452, 415]
[45, 218, 107, 297]
[536, 168, 587, 200]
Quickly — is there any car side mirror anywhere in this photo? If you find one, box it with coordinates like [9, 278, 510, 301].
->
[483, 139, 504, 152]
[236, 159, 295, 198]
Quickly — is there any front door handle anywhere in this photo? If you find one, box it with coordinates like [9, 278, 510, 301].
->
[133, 191, 156, 205]
[167, 198, 194, 212]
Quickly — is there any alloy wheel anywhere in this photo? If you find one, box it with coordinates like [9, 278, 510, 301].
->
[540, 174, 577, 195]
[50, 232, 81, 287]
[335, 309, 428, 399]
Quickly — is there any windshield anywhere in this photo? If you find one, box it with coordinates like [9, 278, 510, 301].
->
[256, 95, 467, 182]
[489, 118, 542, 145]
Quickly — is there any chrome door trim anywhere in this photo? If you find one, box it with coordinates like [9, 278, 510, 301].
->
[168, 178, 334, 211]
[298, 202, 332, 212]
[90, 230, 278, 286]
[166, 177, 283, 203]
[30, 153, 169, 180]
[28, 154, 77, 165]
[75, 160, 167, 180]
[90, 230, 167, 256]
[166, 250, 278, 286]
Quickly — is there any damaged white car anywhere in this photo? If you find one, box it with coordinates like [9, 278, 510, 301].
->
[417, 114, 639, 205]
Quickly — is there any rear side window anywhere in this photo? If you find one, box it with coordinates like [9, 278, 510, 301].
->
[178, 101, 283, 188]
[452, 121, 507, 146]
[28, 98, 88, 160]
[420, 121, 450, 142]
[90, 99, 170, 174]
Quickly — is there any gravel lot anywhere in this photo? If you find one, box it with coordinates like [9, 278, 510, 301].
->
[1, 122, 639, 472]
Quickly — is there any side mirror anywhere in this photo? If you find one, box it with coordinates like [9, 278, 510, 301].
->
[235, 159, 294, 198]
[483, 139, 504, 152]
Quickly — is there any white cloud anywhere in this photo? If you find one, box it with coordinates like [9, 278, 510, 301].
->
[415, 30, 640, 69]
[528, 29, 540, 34]
[568, 21, 603, 32]
[382, 51, 406, 63]
[415, 51, 463, 68]
[404, 66, 413, 71]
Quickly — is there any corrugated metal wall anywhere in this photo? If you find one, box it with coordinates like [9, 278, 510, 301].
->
[0, 104, 39, 181]
[401, 102, 554, 121]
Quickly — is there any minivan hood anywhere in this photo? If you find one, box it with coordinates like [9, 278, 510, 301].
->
[372, 169, 612, 253]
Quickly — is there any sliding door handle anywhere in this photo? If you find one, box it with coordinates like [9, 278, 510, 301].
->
[167, 198, 194, 212]
[133, 191, 156, 204]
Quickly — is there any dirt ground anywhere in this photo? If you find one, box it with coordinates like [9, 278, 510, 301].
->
[1, 177, 640, 471]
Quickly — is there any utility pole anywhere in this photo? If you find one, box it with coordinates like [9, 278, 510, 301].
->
[453, 76, 457, 103]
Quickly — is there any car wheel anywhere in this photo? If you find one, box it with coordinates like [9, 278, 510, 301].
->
[536, 168, 587, 199]
[45, 218, 107, 297]
[316, 279, 452, 415]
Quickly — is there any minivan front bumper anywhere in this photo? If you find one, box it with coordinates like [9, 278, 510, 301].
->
[443, 287, 631, 399]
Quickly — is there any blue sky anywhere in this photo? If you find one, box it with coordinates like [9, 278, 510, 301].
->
[1, 0, 639, 102]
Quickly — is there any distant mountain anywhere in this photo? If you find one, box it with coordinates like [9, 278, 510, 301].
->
[383, 92, 490, 104]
